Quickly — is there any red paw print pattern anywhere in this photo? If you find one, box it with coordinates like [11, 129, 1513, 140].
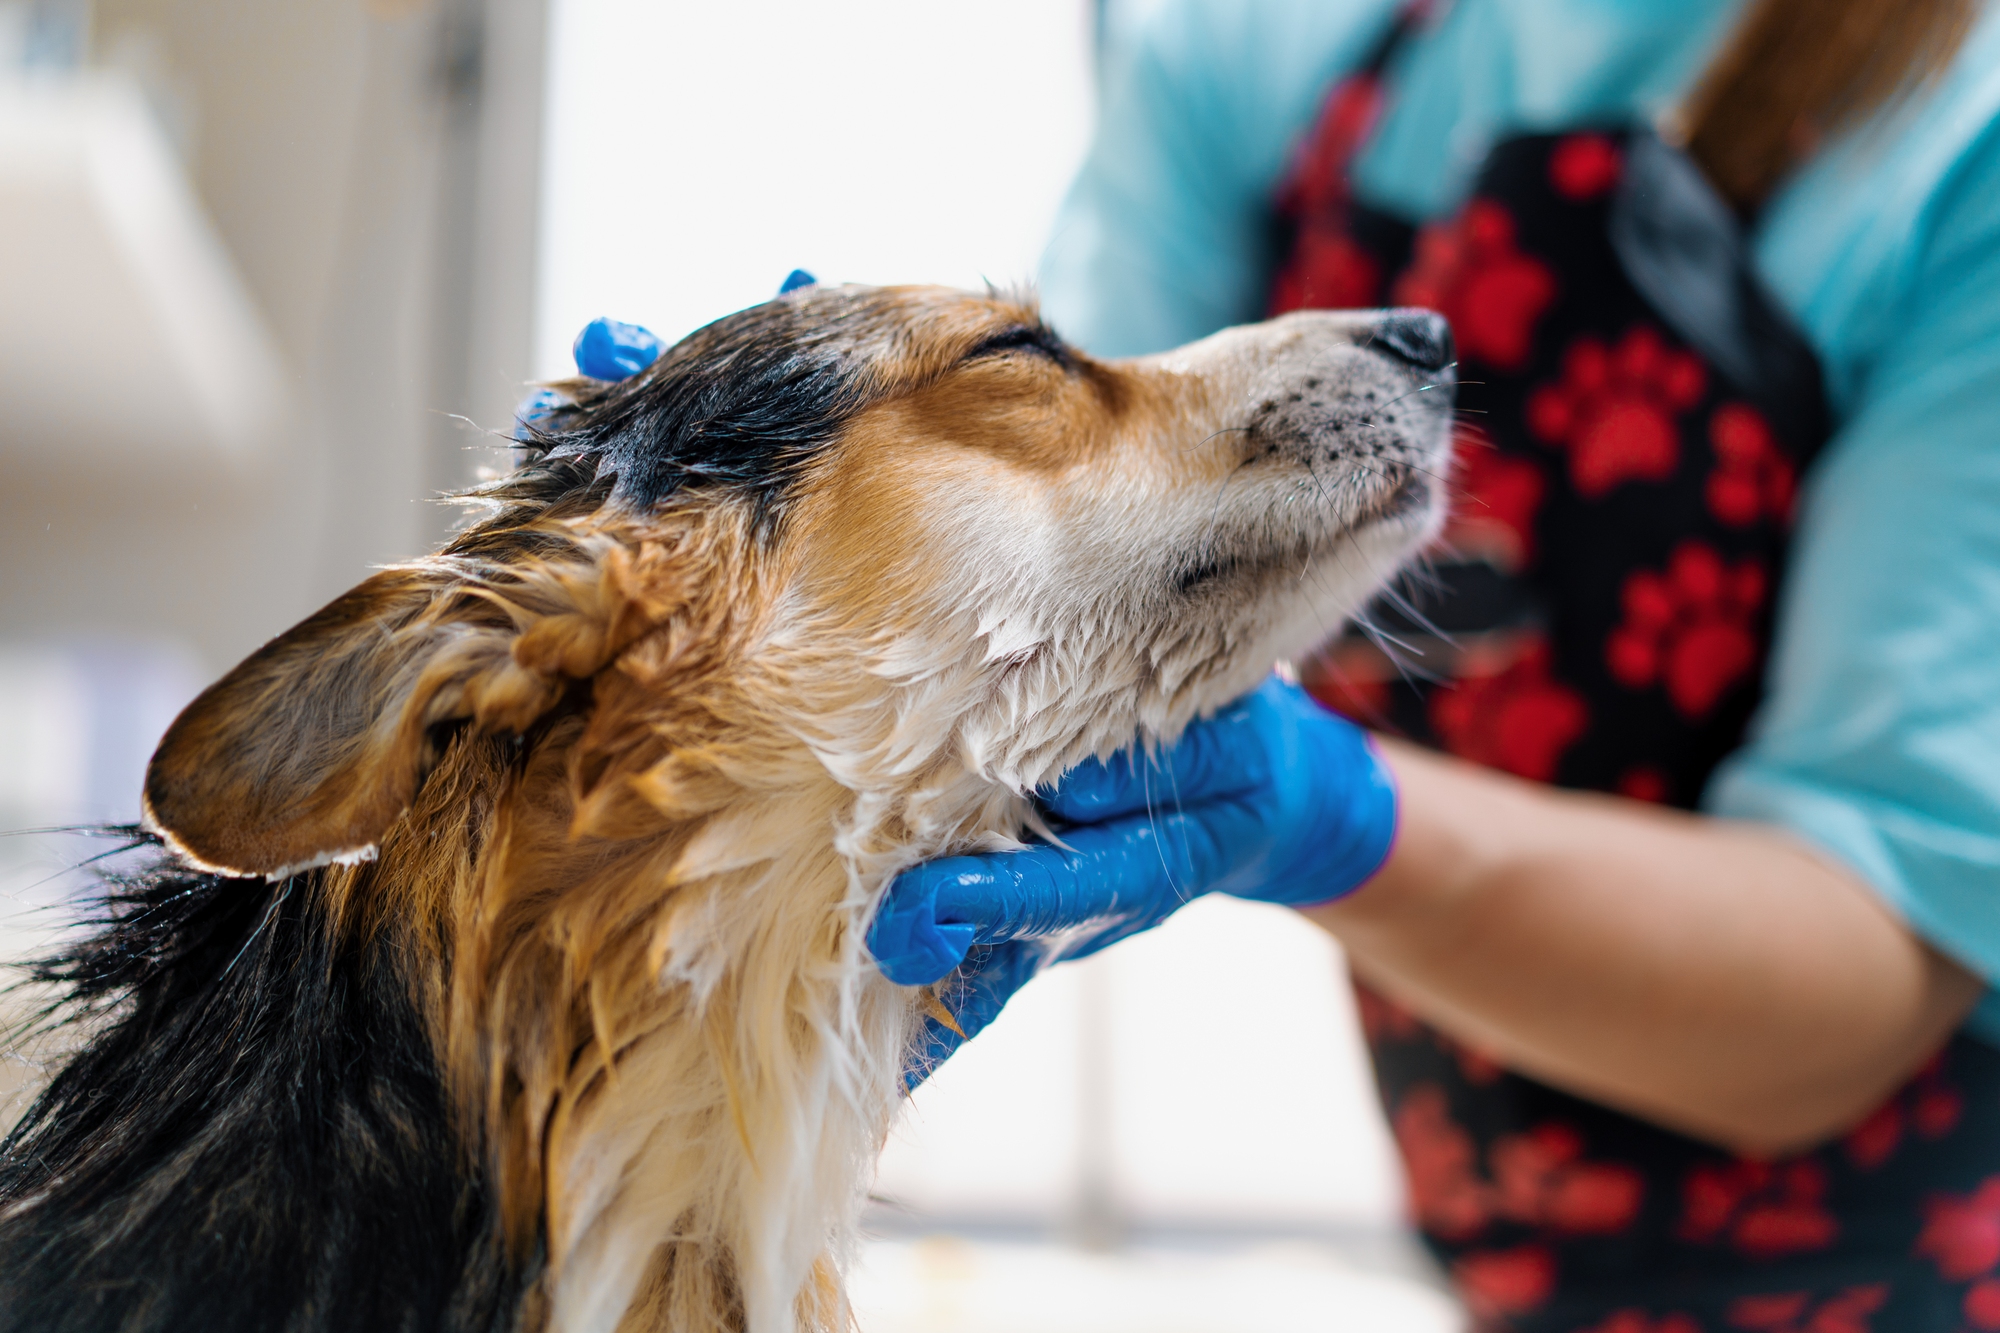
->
[1270, 231, 1384, 315]
[1430, 636, 1588, 781]
[1616, 766, 1670, 803]
[1490, 1123, 1644, 1234]
[1916, 1176, 2000, 1281]
[1725, 1286, 1888, 1333]
[1549, 133, 1625, 201]
[1843, 1054, 1964, 1171]
[1706, 403, 1797, 527]
[1395, 1083, 1490, 1241]
[1393, 198, 1558, 371]
[1580, 1312, 1703, 1333]
[1678, 1159, 1837, 1259]
[1394, 1084, 1644, 1246]
[1526, 327, 1707, 497]
[1269, 77, 1388, 315]
[1605, 543, 1767, 718]
[1443, 425, 1546, 569]
[1965, 1276, 2000, 1331]
[1453, 1244, 1557, 1324]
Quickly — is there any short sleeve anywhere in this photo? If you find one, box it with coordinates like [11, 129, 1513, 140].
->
[1706, 119, 2000, 996]
[1037, 0, 1396, 357]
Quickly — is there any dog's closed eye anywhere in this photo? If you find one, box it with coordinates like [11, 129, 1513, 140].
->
[963, 324, 1073, 369]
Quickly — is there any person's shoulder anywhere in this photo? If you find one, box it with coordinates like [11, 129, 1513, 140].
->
[1759, 9, 2000, 412]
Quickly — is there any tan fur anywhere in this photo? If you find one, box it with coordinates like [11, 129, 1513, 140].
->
[139, 288, 1453, 1333]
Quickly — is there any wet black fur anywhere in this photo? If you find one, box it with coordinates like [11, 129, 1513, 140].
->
[528, 286, 903, 525]
[0, 838, 537, 1333]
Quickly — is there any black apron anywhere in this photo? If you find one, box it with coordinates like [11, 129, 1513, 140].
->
[1272, 10, 2000, 1331]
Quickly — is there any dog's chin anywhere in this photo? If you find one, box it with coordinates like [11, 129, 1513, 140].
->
[1363, 470, 1438, 527]
[1264, 483, 1446, 675]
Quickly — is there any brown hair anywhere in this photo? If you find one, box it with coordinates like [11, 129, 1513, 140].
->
[1679, 0, 1975, 211]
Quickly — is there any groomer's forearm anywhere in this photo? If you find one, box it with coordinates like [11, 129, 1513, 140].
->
[1305, 740, 1982, 1157]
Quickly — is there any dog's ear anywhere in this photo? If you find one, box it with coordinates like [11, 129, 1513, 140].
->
[143, 566, 590, 878]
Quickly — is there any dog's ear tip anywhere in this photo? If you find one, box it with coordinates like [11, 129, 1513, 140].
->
[140, 784, 387, 882]
[140, 685, 403, 881]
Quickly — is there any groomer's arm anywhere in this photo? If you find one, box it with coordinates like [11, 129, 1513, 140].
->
[1306, 741, 1982, 1158]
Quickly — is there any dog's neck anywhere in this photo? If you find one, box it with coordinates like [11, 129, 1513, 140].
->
[458, 591, 1063, 1333]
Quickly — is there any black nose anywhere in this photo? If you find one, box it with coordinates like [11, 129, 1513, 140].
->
[1372, 309, 1455, 373]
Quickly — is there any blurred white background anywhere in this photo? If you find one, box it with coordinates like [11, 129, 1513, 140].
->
[0, 0, 1459, 1326]
[537, 0, 1096, 365]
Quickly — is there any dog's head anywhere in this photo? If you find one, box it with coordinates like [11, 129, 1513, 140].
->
[144, 285, 1453, 879]
[133, 285, 1453, 1331]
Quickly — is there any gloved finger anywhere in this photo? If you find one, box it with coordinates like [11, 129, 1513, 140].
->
[573, 316, 667, 381]
[867, 867, 979, 986]
[1021, 798, 1266, 927]
[868, 797, 1268, 986]
[903, 939, 1045, 1089]
[1040, 677, 1305, 823]
[513, 387, 568, 443]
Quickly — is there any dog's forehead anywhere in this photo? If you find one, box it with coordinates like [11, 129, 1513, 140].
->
[546, 285, 1036, 512]
[661, 284, 1035, 388]
[761, 284, 1041, 375]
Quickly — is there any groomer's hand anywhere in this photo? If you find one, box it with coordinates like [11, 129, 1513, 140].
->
[869, 677, 1398, 1081]
[513, 316, 669, 437]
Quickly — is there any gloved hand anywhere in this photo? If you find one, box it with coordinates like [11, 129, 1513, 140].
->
[869, 677, 1399, 1082]
[513, 316, 667, 439]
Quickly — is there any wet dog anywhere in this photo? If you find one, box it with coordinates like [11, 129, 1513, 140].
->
[0, 286, 1453, 1333]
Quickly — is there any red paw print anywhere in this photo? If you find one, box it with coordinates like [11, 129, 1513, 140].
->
[1605, 542, 1766, 718]
[1490, 1122, 1644, 1234]
[1442, 425, 1546, 569]
[1394, 1083, 1643, 1248]
[1678, 1159, 1837, 1259]
[1395, 1083, 1491, 1241]
[1706, 403, 1797, 527]
[1550, 133, 1625, 201]
[1965, 1276, 2000, 1331]
[1526, 327, 1707, 496]
[1725, 1286, 1888, 1333]
[1453, 1244, 1557, 1323]
[1393, 197, 1557, 371]
[1617, 766, 1671, 803]
[1430, 636, 1589, 781]
[1580, 1312, 1703, 1333]
[1270, 229, 1384, 314]
[1844, 1054, 1963, 1171]
[1916, 1176, 2000, 1280]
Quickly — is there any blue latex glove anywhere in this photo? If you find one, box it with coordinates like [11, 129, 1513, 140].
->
[572, 316, 667, 381]
[512, 316, 667, 440]
[871, 677, 1399, 1081]
[515, 272, 817, 437]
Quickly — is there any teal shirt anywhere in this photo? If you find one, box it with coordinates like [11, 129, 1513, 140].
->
[1042, 0, 2000, 1038]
